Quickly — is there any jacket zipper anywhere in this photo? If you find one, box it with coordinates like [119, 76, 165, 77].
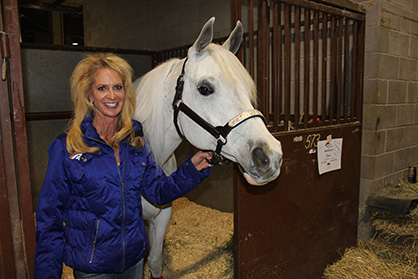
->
[89, 219, 100, 264]
[85, 136, 127, 270]
[117, 147, 127, 271]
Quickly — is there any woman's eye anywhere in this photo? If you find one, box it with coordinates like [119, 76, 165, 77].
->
[114, 85, 123, 91]
[198, 84, 214, 96]
[97, 86, 107, 91]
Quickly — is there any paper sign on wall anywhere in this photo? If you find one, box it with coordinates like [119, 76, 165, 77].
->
[317, 138, 343, 175]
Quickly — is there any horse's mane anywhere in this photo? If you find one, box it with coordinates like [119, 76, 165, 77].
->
[134, 58, 181, 165]
[134, 43, 257, 166]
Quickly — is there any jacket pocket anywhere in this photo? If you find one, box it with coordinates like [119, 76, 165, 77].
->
[89, 219, 100, 264]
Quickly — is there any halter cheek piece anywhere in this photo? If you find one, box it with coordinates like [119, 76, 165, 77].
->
[172, 58, 266, 165]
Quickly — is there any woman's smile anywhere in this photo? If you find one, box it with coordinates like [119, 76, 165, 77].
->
[90, 67, 125, 120]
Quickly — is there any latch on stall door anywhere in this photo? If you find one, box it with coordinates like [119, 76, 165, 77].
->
[0, 31, 10, 81]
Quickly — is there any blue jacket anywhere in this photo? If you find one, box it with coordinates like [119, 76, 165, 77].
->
[34, 115, 211, 278]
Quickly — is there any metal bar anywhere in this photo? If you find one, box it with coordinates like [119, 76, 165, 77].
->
[329, 15, 336, 124]
[257, 0, 263, 114]
[351, 20, 358, 121]
[295, 6, 301, 130]
[336, 16, 343, 124]
[231, 0, 241, 25]
[344, 18, 350, 122]
[272, 1, 280, 131]
[242, 33, 247, 68]
[21, 43, 156, 57]
[231, 0, 242, 59]
[313, 10, 319, 127]
[284, 4, 292, 131]
[264, 2, 270, 125]
[231, 2, 242, 277]
[25, 111, 73, 121]
[321, 13, 328, 126]
[278, 3, 283, 131]
[257, 0, 269, 118]
[248, 0, 254, 77]
[303, 8, 310, 129]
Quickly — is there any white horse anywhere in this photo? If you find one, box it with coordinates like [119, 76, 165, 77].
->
[134, 17, 283, 279]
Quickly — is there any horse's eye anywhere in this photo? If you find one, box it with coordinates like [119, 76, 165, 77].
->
[198, 84, 214, 96]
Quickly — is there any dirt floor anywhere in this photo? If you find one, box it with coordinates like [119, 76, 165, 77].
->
[62, 197, 233, 279]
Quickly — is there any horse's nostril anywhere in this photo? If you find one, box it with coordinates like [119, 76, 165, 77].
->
[252, 147, 270, 167]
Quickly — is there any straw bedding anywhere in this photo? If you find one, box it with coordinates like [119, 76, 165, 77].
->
[143, 197, 234, 278]
[62, 197, 233, 279]
[323, 181, 418, 279]
[63, 181, 418, 279]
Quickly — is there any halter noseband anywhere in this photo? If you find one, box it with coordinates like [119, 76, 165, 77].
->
[172, 58, 266, 165]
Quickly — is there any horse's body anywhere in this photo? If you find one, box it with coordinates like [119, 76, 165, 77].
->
[134, 18, 283, 278]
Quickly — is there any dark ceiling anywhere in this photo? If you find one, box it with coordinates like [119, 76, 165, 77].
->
[18, 0, 83, 15]
[18, 0, 84, 45]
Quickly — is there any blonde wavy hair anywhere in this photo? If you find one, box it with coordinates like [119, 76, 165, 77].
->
[66, 53, 142, 154]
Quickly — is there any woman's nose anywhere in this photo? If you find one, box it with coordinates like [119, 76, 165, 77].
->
[108, 88, 116, 99]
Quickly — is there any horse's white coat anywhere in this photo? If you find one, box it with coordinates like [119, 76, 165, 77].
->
[134, 17, 283, 277]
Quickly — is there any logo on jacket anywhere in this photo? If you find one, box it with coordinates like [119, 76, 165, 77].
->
[69, 152, 83, 161]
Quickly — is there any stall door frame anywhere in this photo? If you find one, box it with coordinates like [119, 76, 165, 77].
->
[0, 1, 36, 278]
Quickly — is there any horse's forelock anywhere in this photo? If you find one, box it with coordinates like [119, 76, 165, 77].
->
[206, 44, 258, 107]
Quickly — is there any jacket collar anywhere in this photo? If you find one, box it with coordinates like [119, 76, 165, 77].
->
[81, 112, 143, 141]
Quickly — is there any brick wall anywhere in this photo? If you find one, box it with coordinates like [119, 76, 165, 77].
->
[83, 0, 231, 51]
[354, 0, 418, 239]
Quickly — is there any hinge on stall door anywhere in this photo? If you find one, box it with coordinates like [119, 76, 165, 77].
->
[0, 31, 10, 81]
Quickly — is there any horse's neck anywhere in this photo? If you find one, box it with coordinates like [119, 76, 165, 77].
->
[149, 125, 182, 166]
[136, 59, 184, 166]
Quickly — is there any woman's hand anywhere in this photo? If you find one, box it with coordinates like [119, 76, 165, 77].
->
[191, 151, 214, 171]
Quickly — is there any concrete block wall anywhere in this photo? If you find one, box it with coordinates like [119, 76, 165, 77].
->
[83, 0, 231, 51]
[354, 0, 418, 239]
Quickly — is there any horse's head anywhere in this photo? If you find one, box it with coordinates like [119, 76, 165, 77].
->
[176, 17, 283, 186]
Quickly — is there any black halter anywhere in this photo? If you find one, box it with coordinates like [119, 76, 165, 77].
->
[172, 58, 266, 165]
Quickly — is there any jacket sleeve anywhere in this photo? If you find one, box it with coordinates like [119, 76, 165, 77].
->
[34, 137, 69, 279]
[140, 151, 211, 205]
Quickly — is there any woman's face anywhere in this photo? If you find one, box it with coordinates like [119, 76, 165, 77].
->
[90, 68, 125, 121]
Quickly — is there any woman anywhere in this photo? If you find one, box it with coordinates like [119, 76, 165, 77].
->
[34, 53, 212, 279]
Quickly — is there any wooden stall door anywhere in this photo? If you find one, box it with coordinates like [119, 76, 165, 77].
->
[234, 124, 361, 278]
[232, 0, 365, 277]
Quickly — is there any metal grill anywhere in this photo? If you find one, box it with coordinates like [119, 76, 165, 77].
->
[241, 0, 365, 132]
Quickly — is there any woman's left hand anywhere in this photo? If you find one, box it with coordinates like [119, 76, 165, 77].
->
[191, 151, 214, 171]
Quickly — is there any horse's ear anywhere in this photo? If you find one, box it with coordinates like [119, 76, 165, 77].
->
[189, 17, 215, 57]
[222, 21, 243, 54]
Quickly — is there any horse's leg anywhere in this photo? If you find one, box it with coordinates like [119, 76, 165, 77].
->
[142, 154, 177, 278]
[142, 196, 172, 279]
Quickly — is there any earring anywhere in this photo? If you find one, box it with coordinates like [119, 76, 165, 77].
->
[90, 100, 94, 106]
